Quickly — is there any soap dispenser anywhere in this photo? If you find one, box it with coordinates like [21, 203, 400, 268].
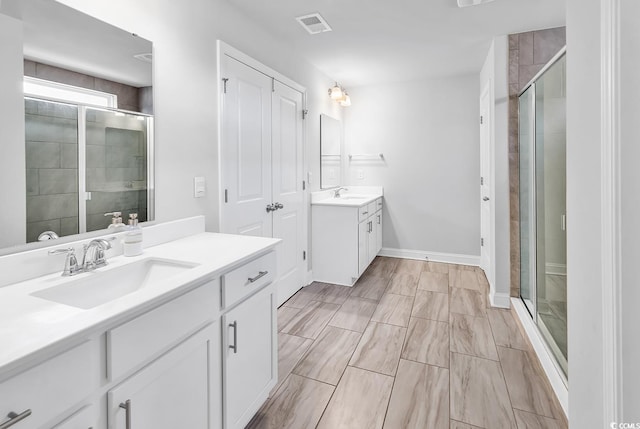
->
[105, 212, 125, 229]
[123, 213, 143, 257]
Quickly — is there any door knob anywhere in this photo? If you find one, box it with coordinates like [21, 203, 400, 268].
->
[483, 196, 490, 201]
[266, 204, 276, 212]
[274, 202, 284, 210]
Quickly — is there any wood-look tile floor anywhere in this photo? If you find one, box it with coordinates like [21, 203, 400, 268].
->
[247, 257, 567, 429]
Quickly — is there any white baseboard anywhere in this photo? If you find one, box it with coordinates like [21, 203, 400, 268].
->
[489, 291, 511, 308]
[379, 247, 481, 266]
[511, 298, 568, 417]
[304, 270, 313, 287]
[545, 262, 567, 276]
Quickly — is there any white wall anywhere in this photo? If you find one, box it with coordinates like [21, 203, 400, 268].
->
[566, 0, 605, 424]
[0, 13, 25, 248]
[344, 76, 480, 261]
[42, 0, 342, 235]
[619, 0, 640, 419]
[479, 36, 510, 305]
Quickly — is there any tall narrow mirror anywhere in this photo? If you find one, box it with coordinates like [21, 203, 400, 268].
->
[320, 114, 341, 189]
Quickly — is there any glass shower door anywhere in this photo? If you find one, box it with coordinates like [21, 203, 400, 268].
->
[519, 51, 567, 378]
[535, 54, 567, 375]
[519, 86, 536, 317]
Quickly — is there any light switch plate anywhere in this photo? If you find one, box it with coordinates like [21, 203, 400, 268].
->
[357, 169, 364, 180]
[194, 176, 205, 198]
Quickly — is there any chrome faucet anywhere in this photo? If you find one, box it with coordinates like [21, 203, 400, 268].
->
[333, 187, 348, 198]
[48, 247, 81, 276]
[82, 238, 113, 271]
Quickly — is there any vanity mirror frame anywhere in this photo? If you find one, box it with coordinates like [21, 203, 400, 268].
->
[0, 0, 155, 256]
[320, 113, 342, 189]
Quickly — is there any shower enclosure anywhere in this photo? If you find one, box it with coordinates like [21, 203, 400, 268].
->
[25, 97, 154, 243]
[519, 48, 567, 378]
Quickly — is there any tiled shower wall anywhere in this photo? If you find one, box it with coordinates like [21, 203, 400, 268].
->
[508, 27, 566, 297]
[25, 99, 148, 242]
[25, 99, 79, 242]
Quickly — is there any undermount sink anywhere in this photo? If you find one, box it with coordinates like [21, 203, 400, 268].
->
[31, 258, 199, 309]
[337, 196, 368, 200]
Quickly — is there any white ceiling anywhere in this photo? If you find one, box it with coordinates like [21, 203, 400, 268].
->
[227, 0, 565, 87]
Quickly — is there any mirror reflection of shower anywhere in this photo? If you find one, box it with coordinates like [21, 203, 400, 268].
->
[519, 48, 567, 378]
[25, 95, 153, 243]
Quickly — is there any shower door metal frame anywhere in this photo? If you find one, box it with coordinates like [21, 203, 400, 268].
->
[517, 47, 568, 382]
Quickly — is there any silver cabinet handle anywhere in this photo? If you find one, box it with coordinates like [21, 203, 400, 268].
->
[229, 321, 238, 354]
[369, 221, 372, 233]
[362, 211, 368, 215]
[377, 215, 381, 225]
[119, 400, 131, 429]
[248, 271, 268, 283]
[0, 410, 32, 429]
[482, 196, 490, 201]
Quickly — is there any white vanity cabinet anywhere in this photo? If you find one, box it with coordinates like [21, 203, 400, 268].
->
[0, 233, 279, 429]
[0, 340, 100, 429]
[220, 253, 277, 429]
[313, 197, 383, 286]
[108, 324, 217, 429]
[107, 281, 220, 429]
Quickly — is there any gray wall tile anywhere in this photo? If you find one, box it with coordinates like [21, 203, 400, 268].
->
[60, 216, 79, 236]
[26, 115, 77, 144]
[35, 63, 95, 89]
[39, 169, 78, 195]
[26, 169, 39, 196]
[533, 27, 566, 65]
[26, 193, 78, 222]
[61, 143, 78, 168]
[518, 32, 534, 65]
[26, 141, 61, 169]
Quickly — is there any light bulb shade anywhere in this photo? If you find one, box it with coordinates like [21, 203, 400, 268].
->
[329, 83, 343, 100]
[340, 94, 351, 107]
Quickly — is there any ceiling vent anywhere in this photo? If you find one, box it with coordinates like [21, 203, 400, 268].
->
[296, 13, 332, 35]
[457, 0, 496, 7]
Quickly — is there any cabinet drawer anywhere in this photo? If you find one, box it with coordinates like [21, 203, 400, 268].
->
[107, 281, 217, 381]
[358, 205, 371, 223]
[222, 251, 275, 309]
[367, 201, 377, 216]
[0, 341, 99, 429]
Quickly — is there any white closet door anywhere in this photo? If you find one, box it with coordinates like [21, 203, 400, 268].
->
[221, 55, 273, 237]
[272, 81, 305, 306]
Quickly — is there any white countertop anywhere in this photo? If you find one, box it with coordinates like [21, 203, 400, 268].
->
[0, 232, 279, 380]
[311, 194, 381, 208]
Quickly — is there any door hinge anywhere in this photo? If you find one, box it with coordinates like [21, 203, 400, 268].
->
[224, 189, 228, 203]
[303, 250, 306, 261]
[302, 180, 306, 190]
[302, 109, 309, 120]
[222, 78, 229, 94]
[480, 176, 484, 185]
[480, 115, 484, 125]
[481, 237, 484, 247]
[272, 77, 275, 93]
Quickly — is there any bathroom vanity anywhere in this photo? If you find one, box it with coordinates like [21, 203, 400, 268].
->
[311, 187, 383, 286]
[0, 217, 279, 429]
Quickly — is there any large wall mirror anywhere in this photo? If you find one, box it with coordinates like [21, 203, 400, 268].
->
[320, 114, 342, 189]
[0, 0, 154, 255]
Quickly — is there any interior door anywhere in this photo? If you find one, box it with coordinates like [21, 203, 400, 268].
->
[220, 55, 273, 237]
[479, 82, 492, 280]
[271, 81, 305, 306]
